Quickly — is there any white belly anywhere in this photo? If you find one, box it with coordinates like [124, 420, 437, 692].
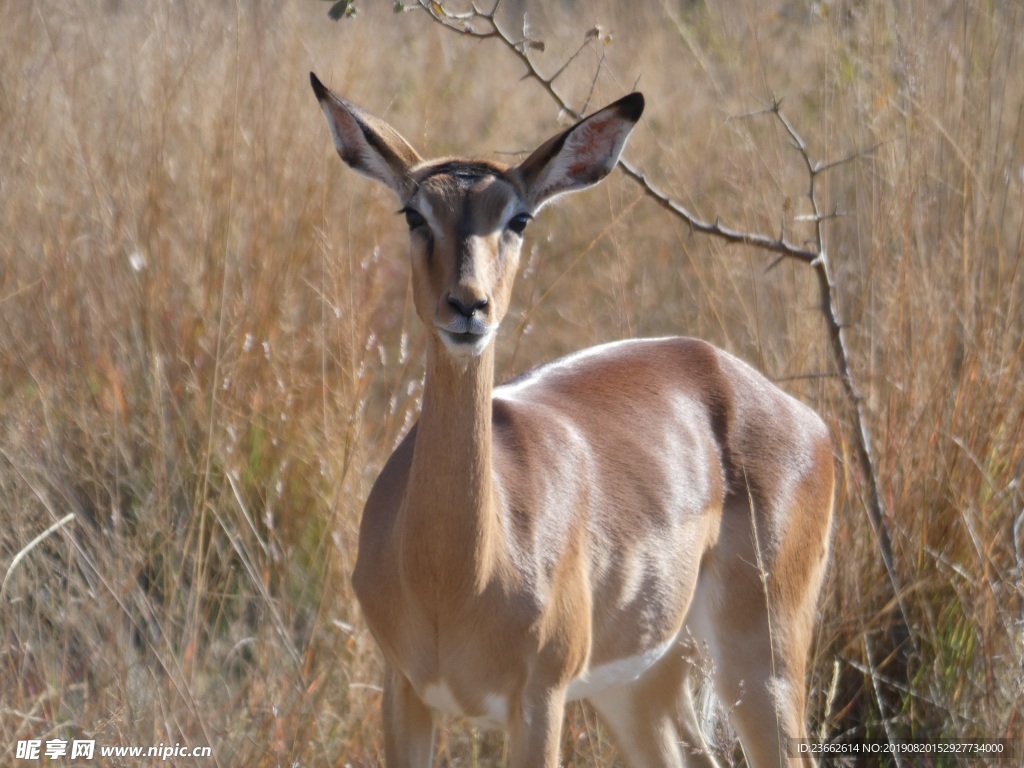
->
[420, 639, 674, 726]
[421, 681, 509, 730]
[566, 639, 675, 701]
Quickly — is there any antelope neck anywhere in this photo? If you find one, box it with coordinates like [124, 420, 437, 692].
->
[402, 337, 500, 587]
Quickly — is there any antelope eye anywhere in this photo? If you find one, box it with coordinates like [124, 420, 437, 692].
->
[401, 207, 427, 231]
[507, 213, 532, 235]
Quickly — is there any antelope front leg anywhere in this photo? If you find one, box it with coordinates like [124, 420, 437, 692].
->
[382, 665, 435, 768]
[506, 686, 568, 768]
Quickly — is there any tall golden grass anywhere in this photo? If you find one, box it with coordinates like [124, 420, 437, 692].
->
[1, 0, 1020, 765]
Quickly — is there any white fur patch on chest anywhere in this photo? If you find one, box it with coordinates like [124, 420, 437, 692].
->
[421, 681, 509, 729]
[566, 639, 675, 701]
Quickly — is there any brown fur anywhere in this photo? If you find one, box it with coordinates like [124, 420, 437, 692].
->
[312, 73, 833, 767]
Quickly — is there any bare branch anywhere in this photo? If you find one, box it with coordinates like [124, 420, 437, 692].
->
[413, 1, 819, 266]
[772, 371, 841, 383]
[815, 143, 883, 174]
[794, 208, 848, 224]
[618, 159, 817, 263]
[579, 47, 606, 116]
[545, 37, 593, 85]
[760, 107, 914, 656]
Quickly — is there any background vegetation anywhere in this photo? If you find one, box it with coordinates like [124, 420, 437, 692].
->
[1, 0, 1020, 764]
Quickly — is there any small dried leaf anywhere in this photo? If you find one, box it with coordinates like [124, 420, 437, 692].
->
[327, 0, 357, 21]
[527, 39, 545, 52]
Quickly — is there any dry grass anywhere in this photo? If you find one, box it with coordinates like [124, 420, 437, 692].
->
[1, 0, 1021, 765]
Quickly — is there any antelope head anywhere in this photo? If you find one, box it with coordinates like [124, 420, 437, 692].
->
[311, 73, 643, 360]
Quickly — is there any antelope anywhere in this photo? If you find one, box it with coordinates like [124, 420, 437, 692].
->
[311, 73, 834, 768]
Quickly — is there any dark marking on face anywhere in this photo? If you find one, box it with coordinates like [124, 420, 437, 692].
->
[420, 160, 508, 183]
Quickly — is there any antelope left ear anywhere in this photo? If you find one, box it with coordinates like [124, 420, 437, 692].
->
[310, 72, 422, 201]
[512, 92, 644, 211]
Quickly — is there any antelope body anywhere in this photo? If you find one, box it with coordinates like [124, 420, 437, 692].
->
[311, 73, 833, 768]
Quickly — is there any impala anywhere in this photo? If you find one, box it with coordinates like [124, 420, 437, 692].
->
[311, 73, 833, 768]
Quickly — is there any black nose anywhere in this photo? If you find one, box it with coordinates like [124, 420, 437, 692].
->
[448, 294, 488, 318]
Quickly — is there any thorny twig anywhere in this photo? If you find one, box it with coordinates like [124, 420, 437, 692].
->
[415, 1, 822, 263]
[414, 0, 909, 646]
[763, 102, 901, 612]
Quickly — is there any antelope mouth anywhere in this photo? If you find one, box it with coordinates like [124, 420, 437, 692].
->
[446, 330, 484, 345]
[436, 319, 496, 355]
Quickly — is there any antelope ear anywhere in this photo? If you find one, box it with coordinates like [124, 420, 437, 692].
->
[512, 92, 644, 211]
[310, 72, 422, 200]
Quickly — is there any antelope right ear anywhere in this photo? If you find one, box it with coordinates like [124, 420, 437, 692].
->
[512, 92, 644, 211]
[310, 72, 422, 200]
